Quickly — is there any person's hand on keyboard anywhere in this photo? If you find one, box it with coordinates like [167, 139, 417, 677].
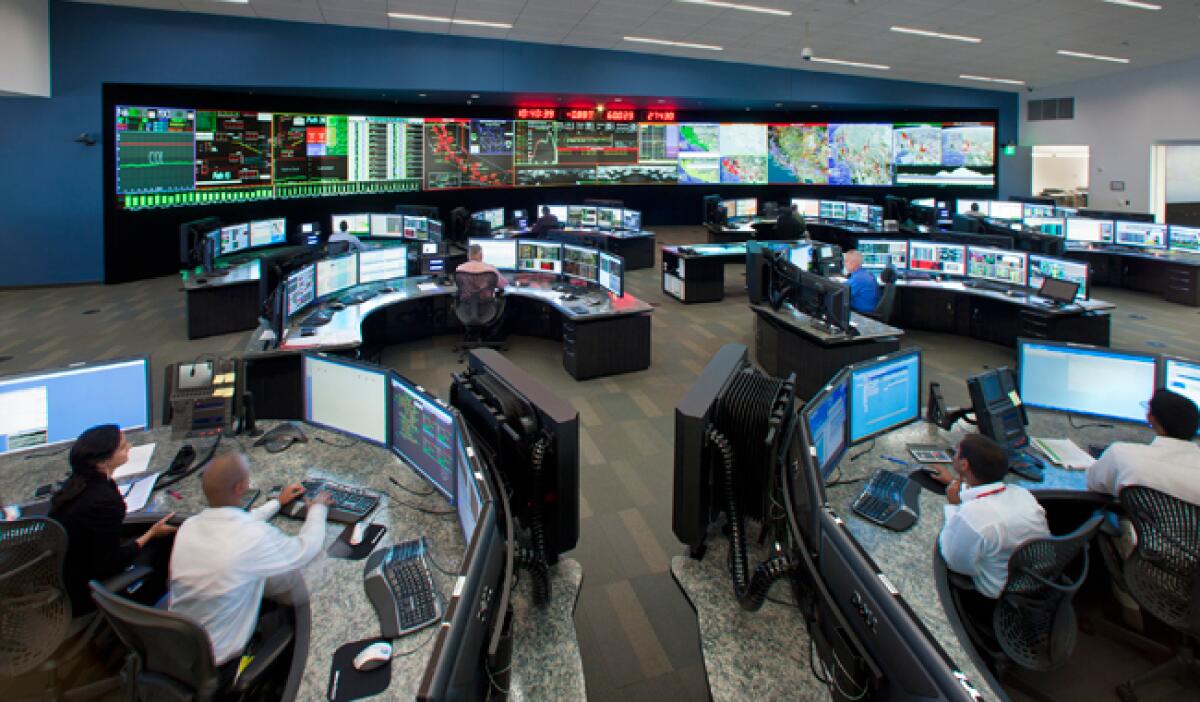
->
[307, 491, 333, 509]
[277, 484, 306, 506]
[927, 464, 956, 485]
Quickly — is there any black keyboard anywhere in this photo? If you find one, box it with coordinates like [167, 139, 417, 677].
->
[300, 310, 334, 327]
[363, 538, 443, 638]
[278, 478, 381, 524]
[852, 469, 921, 531]
[340, 289, 378, 305]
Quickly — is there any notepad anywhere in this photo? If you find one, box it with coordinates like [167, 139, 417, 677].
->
[114, 443, 156, 479]
[417, 282, 440, 292]
[1031, 437, 1095, 470]
[120, 473, 159, 512]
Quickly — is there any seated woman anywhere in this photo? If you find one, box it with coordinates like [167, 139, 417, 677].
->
[48, 424, 176, 616]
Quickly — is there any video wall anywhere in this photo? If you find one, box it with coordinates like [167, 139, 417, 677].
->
[114, 104, 996, 211]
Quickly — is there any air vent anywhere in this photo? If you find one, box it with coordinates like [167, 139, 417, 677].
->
[1028, 97, 1074, 121]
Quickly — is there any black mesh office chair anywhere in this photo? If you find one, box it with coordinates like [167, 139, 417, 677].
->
[89, 580, 294, 702]
[452, 269, 507, 362]
[1114, 487, 1200, 702]
[869, 267, 898, 323]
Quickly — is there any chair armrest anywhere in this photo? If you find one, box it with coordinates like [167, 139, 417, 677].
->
[948, 572, 976, 592]
[232, 623, 294, 693]
[102, 564, 154, 596]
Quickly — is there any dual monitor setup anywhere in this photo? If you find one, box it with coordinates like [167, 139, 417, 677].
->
[791, 198, 887, 230]
[856, 239, 1091, 303]
[474, 205, 643, 233]
[331, 212, 444, 242]
[467, 238, 625, 298]
[277, 247, 411, 323]
[955, 199, 1200, 253]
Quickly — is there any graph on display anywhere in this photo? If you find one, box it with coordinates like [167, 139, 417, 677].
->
[116, 106, 197, 195]
[194, 111, 273, 191]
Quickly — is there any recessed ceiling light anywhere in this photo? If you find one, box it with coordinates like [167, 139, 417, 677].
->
[774, 102, 783, 107]
[809, 56, 890, 71]
[675, 0, 791, 16]
[959, 74, 1026, 86]
[470, 94, 480, 99]
[387, 12, 512, 29]
[1102, 0, 1161, 10]
[1057, 49, 1130, 63]
[624, 36, 723, 51]
[418, 93, 427, 97]
[890, 26, 981, 44]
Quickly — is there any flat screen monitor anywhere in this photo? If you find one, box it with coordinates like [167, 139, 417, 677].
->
[404, 216, 431, 240]
[907, 241, 966, 276]
[804, 375, 848, 479]
[543, 205, 568, 222]
[622, 209, 642, 231]
[595, 207, 621, 230]
[390, 374, 457, 500]
[966, 246, 1028, 287]
[1056, 206, 1079, 218]
[331, 213, 371, 237]
[719, 199, 738, 219]
[857, 240, 907, 270]
[848, 349, 922, 443]
[567, 205, 597, 228]
[454, 419, 488, 540]
[956, 199, 989, 216]
[302, 354, 390, 445]
[792, 198, 820, 218]
[358, 247, 408, 285]
[734, 198, 757, 218]
[1066, 218, 1114, 244]
[1170, 225, 1200, 254]
[845, 202, 870, 224]
[867, 205, 884, 230]
[788, 245, 812, 271]
[467, 238, 517, 270]
[315, 253, 359, 298]
[249, 218, 286, 248]
[1029, 255, 1089, 300]
[1161, 358, 1200, 434]
[0, 357, 151, 456]
[516, 240, 562, 275]
[910, 197, 935, 208]
[285, 264, 316, 317]
[599, 252, 624, 297]
[1023, 203, 1057, 220]
[1018, 341, 1157, 423]
[472, 208, 505, 230]
[1114, 220, 1168, 249]
[370, 214, 406, 238]
[217, 223, 250, 256]
[819, 200, 847, 220]
[1025, 217, 1066, 238]
[989, 201, 1024, 221]
[428, 220, 443, 242]
[562, 244, 599, 283]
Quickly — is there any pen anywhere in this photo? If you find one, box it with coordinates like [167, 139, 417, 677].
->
[880, 455, 908, 467]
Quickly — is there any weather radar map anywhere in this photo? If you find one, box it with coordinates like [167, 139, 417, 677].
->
[827, 123, 893, 185]
[767, 125, 831, 184]
[942, 125, 994, 166]
[893, 125, 942, 165]
[676, 123, 720, 153]
[719, 124, 766, 184]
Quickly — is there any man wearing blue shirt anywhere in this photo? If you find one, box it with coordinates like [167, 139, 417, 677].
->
[843, 250, 880, 314]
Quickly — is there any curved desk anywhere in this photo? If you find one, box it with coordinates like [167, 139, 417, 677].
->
[0, 423, 585, 701]
[496, 227, 657, 270]
[1065, 245, 1200, 307]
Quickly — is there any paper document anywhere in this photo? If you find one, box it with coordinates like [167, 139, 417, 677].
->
[120, 473, 159, 512]
[1031, 437, 1095, 470]
[417, 282, 440, 292]
[114, 443, 156, 479]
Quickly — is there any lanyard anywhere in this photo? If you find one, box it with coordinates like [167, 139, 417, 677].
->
[971, 485, 1007, 500]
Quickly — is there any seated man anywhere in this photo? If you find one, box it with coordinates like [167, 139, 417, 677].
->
[327, 220, 364, 252]
[932, 434, 1051, 598]
[842, 250, 881, 314]
[455, 243, 508, 293]
[529, 206, 560, 236]
[1087, 388, 1200, 505]
[169, 454, 331, 669]
[774, 203, 807, 241]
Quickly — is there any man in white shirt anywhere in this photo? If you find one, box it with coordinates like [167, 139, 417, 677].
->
[1087, 388, 1200, 505]
[327, 220, 365, 252]
[169, 454, 331, 667]
[931, 434, 1051, 598]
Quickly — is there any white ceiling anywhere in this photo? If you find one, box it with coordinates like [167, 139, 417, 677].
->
[71, 0, 1200, 92]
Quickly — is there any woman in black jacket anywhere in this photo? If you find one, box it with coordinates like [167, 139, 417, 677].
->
[48, 425, 175, 616]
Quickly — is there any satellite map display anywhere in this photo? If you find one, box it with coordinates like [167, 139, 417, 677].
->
[719, 124, 767, 183]
[893, 124, 942, 166]
[767, 124, 831, 184]
[827, 123, 893, 185]
[942, 124, 995, 167]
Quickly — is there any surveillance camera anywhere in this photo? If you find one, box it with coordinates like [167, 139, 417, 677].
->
[801, 47, 813, 61]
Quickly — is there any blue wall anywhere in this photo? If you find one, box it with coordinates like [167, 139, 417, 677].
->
[0, 1, 1018, 286]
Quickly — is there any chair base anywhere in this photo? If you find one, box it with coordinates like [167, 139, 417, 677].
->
[1115, 638, 1199, 702]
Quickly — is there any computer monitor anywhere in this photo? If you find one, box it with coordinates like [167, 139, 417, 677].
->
[1023, 203, 1057, 220]
[734, 198, 757, 218]
[906, 241, 966, 276]
[598, 252, 624, 297]
[1024, 217, 1066, 238]
[370, 214, 406, 238]
[389, 374, 456, 500]
[285, 263, 316, 317]
[1018, 340, 1157, 423]
[567, 205, 597, 228]
[1161, 357, 1200, 434]
[845, 202, 870, 224]
[909, 197, 935, 208]
[956, 199, 989, 216]
[989, 201, 1024, 222]
[302, 354, 388, 445]
[848, 349, 922, 443]
[405, 216, 431, 240]
[788, 245, 812, 271]
[516, 240, 562, 275]
[467, 238, 517, 270]
[471, 208, 505, 231]
[1065, 218, 1114, 244]
[867, 205, 884, 230]
[792, 198, 820, 218]
[543, 205, 569, 222]
[562, 244, 599, 283]
[249, 218, 287, 248]
[217, 223, 250, 256]
[1028, 255, 1089, 300]
[819, 200, 847, 220]
[454, 417, 488, 540]
[0, 357, 151, 456]
[358, 247, 408, 285]
[793, 269, 850, 333]
[1056, 206, 1079, 218]
[966, 246, 1028, 287]
[1169, 225, 1200, 254]
[428, 220, 443, 242]
[315, 253, 359, 298]
[300, 222, 320, 246]
[595, 207, 621, 230]
[622, 209, 642, 231]
[719, 199, 738, 220]
[331, 213, 371, 237]
[856, 240, 907, 270]
[1114, 220, 1168, 249]
[803, 374, 848, 479]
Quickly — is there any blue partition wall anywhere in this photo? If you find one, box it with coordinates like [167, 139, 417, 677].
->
[0, 1, 1018, 286]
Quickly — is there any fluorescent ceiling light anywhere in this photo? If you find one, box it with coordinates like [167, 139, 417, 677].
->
[676, 0, 792, 16]
[387, 12, 512, 29]
[959, 74, 1025, 86]
[1057, 49, 1130, 63]
[1102, 0, 1162, 10]
[624, 36, 723, 51]
[890, 26, 981, 44]
[809, 56, 890, 71]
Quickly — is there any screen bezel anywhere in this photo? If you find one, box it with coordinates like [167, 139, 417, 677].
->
[562, 243, 600, 283]
[848, 348, 923, 444]
[300, 353, 390, 447]
[1028, 254, 1089, 300]
[802, 371, 850, 481]
[388, 372, 458, 501]
[1017, 339, 1158, 424]
[515, 239, 564, 275]
[357, 247, 409, 285]
[1114, 220, 1168, 250]
[965, 245, 1028, 287]
[906, 240, 966, 276]
[1159, 356, 1200, 436]
[314, 253, 360, 299]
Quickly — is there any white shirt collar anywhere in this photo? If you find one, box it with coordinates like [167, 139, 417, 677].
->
[1150, 436, 1199, 449]
[959, 482, 1007, 503]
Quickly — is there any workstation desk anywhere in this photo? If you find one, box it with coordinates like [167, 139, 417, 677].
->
[705, 218, 776, 243]
[494, 227, 657, 270]
[1065, 245, 1200, 307]
[0, 422, 585, 701]
[182, 259, 266, 340]
[660, 241, 806, 303]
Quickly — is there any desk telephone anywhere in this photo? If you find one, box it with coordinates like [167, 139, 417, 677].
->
[164, 358, 242, 438]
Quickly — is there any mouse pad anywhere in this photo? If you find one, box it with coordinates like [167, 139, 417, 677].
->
[327, 524, 387, 560]
[328, 639, 391, 701]
[908, 469, 948, 496]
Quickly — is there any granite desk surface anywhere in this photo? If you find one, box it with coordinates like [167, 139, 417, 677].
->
[823, 412, 1154, 701]
[751, 302, 905, 344]
[895, 278, 1116, 314]
[182, 258, 261, 290]
[0, 422, 584, 702]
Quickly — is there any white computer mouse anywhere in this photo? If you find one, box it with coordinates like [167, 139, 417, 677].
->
[350, 521, 369, 546]
[352, 641, 392, 672]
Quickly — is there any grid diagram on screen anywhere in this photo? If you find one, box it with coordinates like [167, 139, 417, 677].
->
[392, 379, 456, 499]
[563, 245, 599, 281]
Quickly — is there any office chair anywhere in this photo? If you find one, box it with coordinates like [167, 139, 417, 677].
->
[869, 267, 898, 323]
[1113, 487, 1200, 702]
[89, 580, 294, 702]
[452, 270, 508, 362]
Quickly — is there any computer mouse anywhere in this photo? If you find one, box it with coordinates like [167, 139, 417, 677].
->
[352, 641, 392, 672]
[350, 521, 368, 546]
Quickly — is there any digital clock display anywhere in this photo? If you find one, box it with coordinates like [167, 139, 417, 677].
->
[516, 107, 556, 120]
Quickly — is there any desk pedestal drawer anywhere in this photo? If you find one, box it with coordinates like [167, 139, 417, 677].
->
[562, 314, 651, 380]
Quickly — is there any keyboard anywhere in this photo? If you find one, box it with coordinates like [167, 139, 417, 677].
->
[340, 289, 378, 305]
[300, 310, 334, 327]
[363, 538, 443, 639]
[852, 469, 922, 531]
[278, 478, 381, 524]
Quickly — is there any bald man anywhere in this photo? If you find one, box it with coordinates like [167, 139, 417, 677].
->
[842, 249, 880, 314]
[168, 454, 331, 669]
